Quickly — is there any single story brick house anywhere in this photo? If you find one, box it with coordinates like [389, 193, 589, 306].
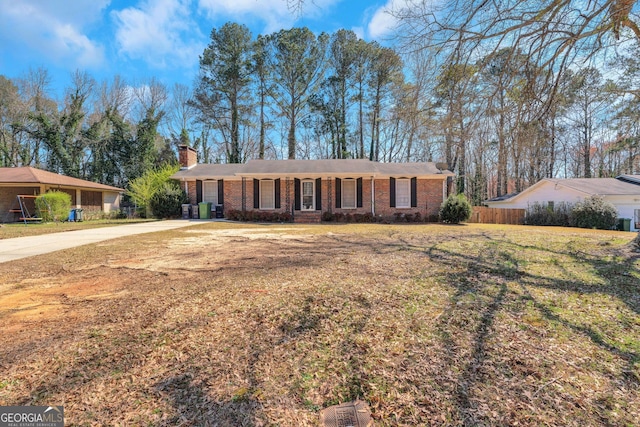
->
[0, 166, 123, 223]
[171, 145, 454, 222]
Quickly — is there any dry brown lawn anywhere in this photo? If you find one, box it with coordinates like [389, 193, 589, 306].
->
[0, 222, 638, 426]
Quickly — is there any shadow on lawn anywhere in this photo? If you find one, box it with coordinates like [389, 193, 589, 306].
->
[418, 232, 640, 425]
[328, 230, 639, 424]
[156, 372, 263, 427]
[4, 229, 638, 425]
[424, 234, 638, 359]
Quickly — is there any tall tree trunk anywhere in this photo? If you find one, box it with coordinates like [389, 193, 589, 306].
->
[288, 112, 296, 159]
[259, 85, 265, 160]
[358, 82, 364, 159]
[230, 93, 240, 163]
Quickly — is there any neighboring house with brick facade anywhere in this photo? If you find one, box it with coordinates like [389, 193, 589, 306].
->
[171, 145, 454, 222]
[0, 167, 123, 223]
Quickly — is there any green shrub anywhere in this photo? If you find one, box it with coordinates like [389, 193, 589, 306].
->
[525, 201, 572, 226]
[570, 195, 617, 230]
[127, 163, 180, 218]
[321, 211, 335, 222]
[225, 209, 292, 223]
[150, 182, 188, 219]
[439, 194, 472, 224]
[35, 191, 72, 222]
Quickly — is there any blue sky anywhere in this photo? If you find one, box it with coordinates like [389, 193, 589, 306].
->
[0, 0, 403, 97]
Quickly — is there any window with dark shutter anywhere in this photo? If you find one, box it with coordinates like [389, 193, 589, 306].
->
[411, 177, 417, 207]
[357, 177, 363, 208]
[335, 178, 342, 208]
[203, 181, 218, 205]
[389, 177, 396, 207]
[315, 178, 322, 210]
[275, 178, 281, 209]
[218, 180, 224, 205]
[342, 179, 357, 209]
[253, 179, 259, 209]
[396, 178, 410, 208]
[302, 180, 314, 210]
[294, 178, 301, 211]
[196, 180, 203, 203]
[260, 180, 275, 209]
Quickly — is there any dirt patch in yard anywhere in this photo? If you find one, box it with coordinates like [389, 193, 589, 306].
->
[0, 223, 638, 426]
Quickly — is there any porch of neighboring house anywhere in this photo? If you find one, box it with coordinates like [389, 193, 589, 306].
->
[1, 187, 40, 223]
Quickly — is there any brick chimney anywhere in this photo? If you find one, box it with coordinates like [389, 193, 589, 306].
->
[178, 145, 197, 169]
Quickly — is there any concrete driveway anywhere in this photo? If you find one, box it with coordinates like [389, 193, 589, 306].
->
[0, 220, 203, 264]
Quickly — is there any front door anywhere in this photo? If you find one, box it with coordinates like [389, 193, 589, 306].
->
[302, 180, 314, 211]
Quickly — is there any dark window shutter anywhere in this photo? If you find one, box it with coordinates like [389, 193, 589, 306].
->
[315, 178, 322, 210]
[196, 180, 203, 203]
[390, 177, 396, 207]
[275, 179, 281, 209]
[335, 178, 342, 208]
[253, 179, 260, 209]
[357, 177, 363, 208]
[294, 178, 301, 211]
[411, 177, 417, 207]
[218, 180, 224, 205]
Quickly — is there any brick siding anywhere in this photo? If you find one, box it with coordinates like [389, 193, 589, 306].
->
[182, 176, 446, 220]
[178, 145, 197, 168]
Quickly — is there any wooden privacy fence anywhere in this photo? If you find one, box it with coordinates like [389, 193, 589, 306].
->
[469, 207, 525, 225]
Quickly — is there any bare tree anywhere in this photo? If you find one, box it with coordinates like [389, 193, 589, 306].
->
[396, 0, 640, 113]
[0, 76, 28, 167]
[166, 83, 196, 146]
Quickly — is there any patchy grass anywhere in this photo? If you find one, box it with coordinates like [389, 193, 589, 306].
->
[0, 219, 156, 239]
[0, 223, 638, 426]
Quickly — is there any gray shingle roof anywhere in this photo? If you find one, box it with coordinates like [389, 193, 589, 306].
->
[171, 159, 451, 180]
[554, 178, 640, 195]
[171, 163, 245, 180]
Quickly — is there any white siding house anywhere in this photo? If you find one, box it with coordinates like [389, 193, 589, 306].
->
[485, 177, 640, 231]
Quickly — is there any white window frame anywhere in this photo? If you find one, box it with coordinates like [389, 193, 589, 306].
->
[342, 179, 357, 209]
[302, 179, 315, 211]
[203, 180, 218, 205]
[396, 178, 411, 208]
[260, 179, 275, 210]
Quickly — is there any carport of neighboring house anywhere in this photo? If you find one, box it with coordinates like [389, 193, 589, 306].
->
[0, 167, 123, 223]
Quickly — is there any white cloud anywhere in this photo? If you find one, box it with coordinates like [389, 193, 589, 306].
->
[54, 24, 106, 68]
[112, 0, 204, 69]
[367, 0, 403, 40]
[197, 0, 293, 33]
[352, 26, 365, 40]
[0, 0, 107, 69]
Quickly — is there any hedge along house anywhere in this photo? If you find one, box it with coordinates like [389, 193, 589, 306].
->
[0, 166, 123, 223]
[172, 145, 454, 222]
